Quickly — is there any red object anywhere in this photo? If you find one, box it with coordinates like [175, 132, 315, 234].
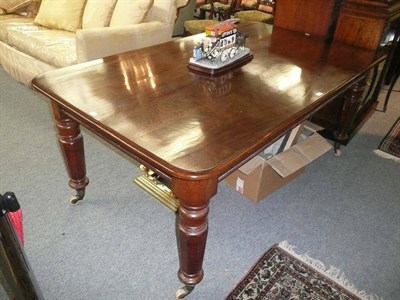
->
[205, 19, 236, 37]
[8, 209, 24, 245]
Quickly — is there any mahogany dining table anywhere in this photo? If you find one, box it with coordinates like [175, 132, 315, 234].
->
[32, 22, 384, 298]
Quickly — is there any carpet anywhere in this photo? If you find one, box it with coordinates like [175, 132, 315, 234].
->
[374, 117, 400, 162]
[225, 242, 381, 300]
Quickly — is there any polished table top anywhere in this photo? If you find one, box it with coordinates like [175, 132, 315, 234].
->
[33, 22, 381, 182]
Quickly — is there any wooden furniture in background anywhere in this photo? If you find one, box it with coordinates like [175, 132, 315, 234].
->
[274, 0, 400, 145]
[274, 0, 341, 40]
[381, 19, 400, 112]
[312, 0, 400, 144]
[233, 0, 276, 24]
[198, 0, 239, 20]
[333, 0, 400, 50]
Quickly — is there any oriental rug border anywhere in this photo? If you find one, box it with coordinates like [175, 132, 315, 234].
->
[374, 117, 400, 162]
[225, 241, 381, 300]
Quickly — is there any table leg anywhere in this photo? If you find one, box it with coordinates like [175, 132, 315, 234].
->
[172, 178, 218, 299]
[51, 103, 89, 204]
[333, 73, 368, 155]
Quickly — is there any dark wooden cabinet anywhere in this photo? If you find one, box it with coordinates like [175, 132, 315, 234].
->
[274, 0, 340, 39]
[274, 0, 400, 49]
[333, 0, 400, 50]
[311, 0, 400, 145]
[273, 0, 400, 145]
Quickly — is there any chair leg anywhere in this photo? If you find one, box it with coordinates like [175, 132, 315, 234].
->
[383, 71, 399, 112]
[379, 25, 400, 112]
[199, 9, 206, 19]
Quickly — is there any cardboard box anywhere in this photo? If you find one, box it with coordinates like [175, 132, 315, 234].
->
[224, 131, 332, 203]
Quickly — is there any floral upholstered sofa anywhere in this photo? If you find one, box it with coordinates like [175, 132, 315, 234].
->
[0, 0, 189, 86]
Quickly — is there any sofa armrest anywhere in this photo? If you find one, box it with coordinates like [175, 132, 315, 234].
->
[76, 21, 174, 62]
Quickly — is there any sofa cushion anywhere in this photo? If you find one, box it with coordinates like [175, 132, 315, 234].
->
[6, 24, 77, 67]
[234, 10, 274, 24]
[34, 0, 87, 32]
[240, 0, 257, 9]
[109, 0, 154, 27]
[82, 0, 117, 29]
[0, 15, 38, 42]
[0, 0, 32, 13]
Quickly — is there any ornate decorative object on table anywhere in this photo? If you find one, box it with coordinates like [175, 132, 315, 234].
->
[225, 241, 382, 300]
[188, 19, 253, 75]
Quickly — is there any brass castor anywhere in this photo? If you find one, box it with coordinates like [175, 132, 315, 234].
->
[175, 284, 195, 299]
[69, 189, 85, 205]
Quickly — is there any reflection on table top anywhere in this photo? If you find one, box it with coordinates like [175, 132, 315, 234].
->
[32, 22, 382, 180]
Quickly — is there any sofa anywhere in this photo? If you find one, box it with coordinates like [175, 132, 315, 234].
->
[0, 0, 190, 86]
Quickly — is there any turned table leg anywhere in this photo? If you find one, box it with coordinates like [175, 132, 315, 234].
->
[172, 178, 218, 299]
[333, 73, 368, 155]
[51, 103, 89, 204]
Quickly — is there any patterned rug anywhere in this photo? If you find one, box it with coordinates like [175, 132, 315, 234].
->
[225, 242, 381, 300]
[374, 117, 400, 162]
